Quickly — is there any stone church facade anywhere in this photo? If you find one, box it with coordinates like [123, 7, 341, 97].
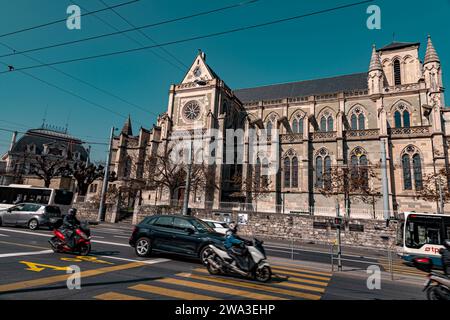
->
[95, 36, 449, 216]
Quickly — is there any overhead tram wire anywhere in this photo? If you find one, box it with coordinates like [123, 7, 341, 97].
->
[71, 0, 185, 73]
[0, 41, 158, 117]
[0, 0, 140, 39]
[0, 0, 374, 74]
[0, 0, 262, 59]
[97, 0, 188, 70]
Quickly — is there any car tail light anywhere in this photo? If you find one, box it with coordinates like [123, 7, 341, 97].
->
[416, 258, 431, 264]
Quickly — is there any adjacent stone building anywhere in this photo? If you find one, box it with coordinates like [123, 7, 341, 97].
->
[99, 37, 449, 216]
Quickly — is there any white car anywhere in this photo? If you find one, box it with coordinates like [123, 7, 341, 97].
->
[202, 219, 229, 235]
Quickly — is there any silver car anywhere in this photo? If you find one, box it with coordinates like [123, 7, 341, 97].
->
[0, 203, 62, 230]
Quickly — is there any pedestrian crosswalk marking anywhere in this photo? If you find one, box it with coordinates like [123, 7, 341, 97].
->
[130, 284, 219, 300]
[156, 277, 286, 300]
[94, 292, 146, 300]
[183, 271, 323, 300]
[272, 265, 333, 277]
[271, 268, 331, 281]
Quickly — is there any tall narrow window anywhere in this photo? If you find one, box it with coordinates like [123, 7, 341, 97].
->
[402, 154, 412, 190]
[266, 122, 273, 137]
[358, 114, 365, 130]
[298, 119, 304, 135]
[324, 156, 332, 190]
[413, 154, 423, 190]
[292, 119, 298, 133]
[394, 111, 402, 128]
[360, 155, 368, 188]
[292, 157, 298, 188]
[394, 59, 402, 85]
[403, 111, 411, 128]
[320, 117, 327, 132]
[261, 158, 269, 188]
[327, 117, 334, 132]
[350, 155, 358, 181]
[316, 156, 323, 188]
[351, 114, 358, 130]
[284, 157, 291, 188]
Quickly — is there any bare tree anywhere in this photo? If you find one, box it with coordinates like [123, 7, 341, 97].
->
[232, 172, 271, 212]
[71, 161, 106, 196]
[416, 167, 450, 213]
[29, 155, 71, 188]
[317, 163, 380, 217]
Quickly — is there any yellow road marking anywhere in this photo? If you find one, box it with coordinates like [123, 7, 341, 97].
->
[60, 256, 114, 265]
[0, 240, 47, 250]
[182, 272, 321, 300]
[272, 265, 333, 277]
[0, 262, 144, 293]
[156, 278, 286, 300]
[95, 292, 146, 300]
[19, 261, 70, 273]
[130, 284, 219, 300]
[274, 281, 326, 293]
[193, 267, 329, 287]
[272, 268, 331, 281]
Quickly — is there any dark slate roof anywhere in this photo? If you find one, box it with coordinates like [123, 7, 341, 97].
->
[377, 42, 420, 52]
[234, 72, 368, 103]
[10, 129, 88, 160]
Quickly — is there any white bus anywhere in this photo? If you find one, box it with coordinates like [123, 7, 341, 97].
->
[396, 212, 450, 267]
[0, 185, 74, 214]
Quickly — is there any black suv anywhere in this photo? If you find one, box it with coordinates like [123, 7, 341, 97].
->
[129, 215, 226, 261]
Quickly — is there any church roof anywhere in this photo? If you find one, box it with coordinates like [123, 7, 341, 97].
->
[377, 41, 420, 52]
[234, 72, 368, 103]
[121, 115, 133, 136]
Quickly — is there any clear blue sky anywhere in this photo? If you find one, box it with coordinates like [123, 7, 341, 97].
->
[0, 0, 448, 161]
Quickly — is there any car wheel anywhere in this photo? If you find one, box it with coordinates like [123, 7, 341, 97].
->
[254, 265, 272, 283]
[200, 246, 214, 265]
[28, 219, 39, 230]
[135, 237, 152, 257]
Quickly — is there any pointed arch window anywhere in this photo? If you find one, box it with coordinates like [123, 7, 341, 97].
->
[401, 145, 423, 191]
[324, 156, 332, 190]
[292, 115, 304, 135]
[413, 154, 423, 190]
[394, 104, 411, 128]
[315, 149, 332, 189]
[349, 148, 369, 189]
[292, 119, 298, 134]
[261, 157, 269, 188]
[320, 111, 333, 132]
[349, 107, 366, 130]
[351, 114, 358, 130]
[266, 121, 273, 137]
[402, 154, 412, 190]
[316, 156, 323, 188]
[394, 59, 402, 85]
[255, 158, 261, 189]
[358, 114, 365, 130]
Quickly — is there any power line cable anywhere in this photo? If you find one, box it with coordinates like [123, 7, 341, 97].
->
[72, 0, 186, 73]
[0, 0, 140, 39]
[0, 0, 261, 59]
[0, 0, 373, 74]
[97, 0, 188, 69]
[0, 41, 158, 117]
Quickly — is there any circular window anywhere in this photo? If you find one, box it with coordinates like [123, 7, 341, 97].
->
[183, 101, 201, 121]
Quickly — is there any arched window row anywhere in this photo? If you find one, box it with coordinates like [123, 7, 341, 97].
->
[401, 146, 423, 191]
[349, 147, 368, 189]
[319, 111, 334, 132]
[315, 148, 331, 189]
[349, 106, 366, 130]
[292, 116, 304, 135]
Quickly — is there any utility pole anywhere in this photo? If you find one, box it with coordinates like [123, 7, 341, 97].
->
[381, 139, 390, 220]
[335, 201, 342, 272]
[438, 179, 444, 214]
[182, 139, 194, 216]
[98, 126, 115, 222]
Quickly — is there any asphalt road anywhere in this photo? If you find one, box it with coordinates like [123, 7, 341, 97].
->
[0, 224, 426, 300]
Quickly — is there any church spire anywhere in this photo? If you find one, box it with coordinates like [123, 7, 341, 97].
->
[121, 115, 133, 136]
[424, 35, 440, 64]
[369, 44, 382, 72]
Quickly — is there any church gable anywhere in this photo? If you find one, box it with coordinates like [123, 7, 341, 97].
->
[181, 50, 219, 84]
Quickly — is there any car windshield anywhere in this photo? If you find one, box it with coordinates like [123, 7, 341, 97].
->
[191, 219, 215, 233]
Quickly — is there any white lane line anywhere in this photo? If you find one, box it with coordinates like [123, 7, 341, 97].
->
[0, 233, 9, 237]
[0, 228, 129, 247]
[0, 250, 53, 258]
[98, 255, 170, 265]
[92, 236, 105, 239]
[113, 236, 129, 239]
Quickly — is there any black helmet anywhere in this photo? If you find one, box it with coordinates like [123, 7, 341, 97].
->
[68, 208, 77, 217]
[443, 240, 450, 250]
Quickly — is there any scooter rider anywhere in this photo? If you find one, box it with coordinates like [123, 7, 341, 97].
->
[61, 208, 80, 249]
[441, 240, 450, 276]
[224, 223, 249, 271]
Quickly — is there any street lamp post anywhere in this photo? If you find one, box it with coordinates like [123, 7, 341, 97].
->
[98, 126, 115, 222]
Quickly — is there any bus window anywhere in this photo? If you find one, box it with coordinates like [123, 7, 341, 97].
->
[396, 222, 404, 246]
[54, 190, 74, 206]
[405, 216, 443, 249]
[444, 217, 450, 240]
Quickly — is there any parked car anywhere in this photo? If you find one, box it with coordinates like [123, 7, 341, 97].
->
[201, 219, 229, 235]
[0, 203, 62, 230]
[129, 215, 226, 262]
